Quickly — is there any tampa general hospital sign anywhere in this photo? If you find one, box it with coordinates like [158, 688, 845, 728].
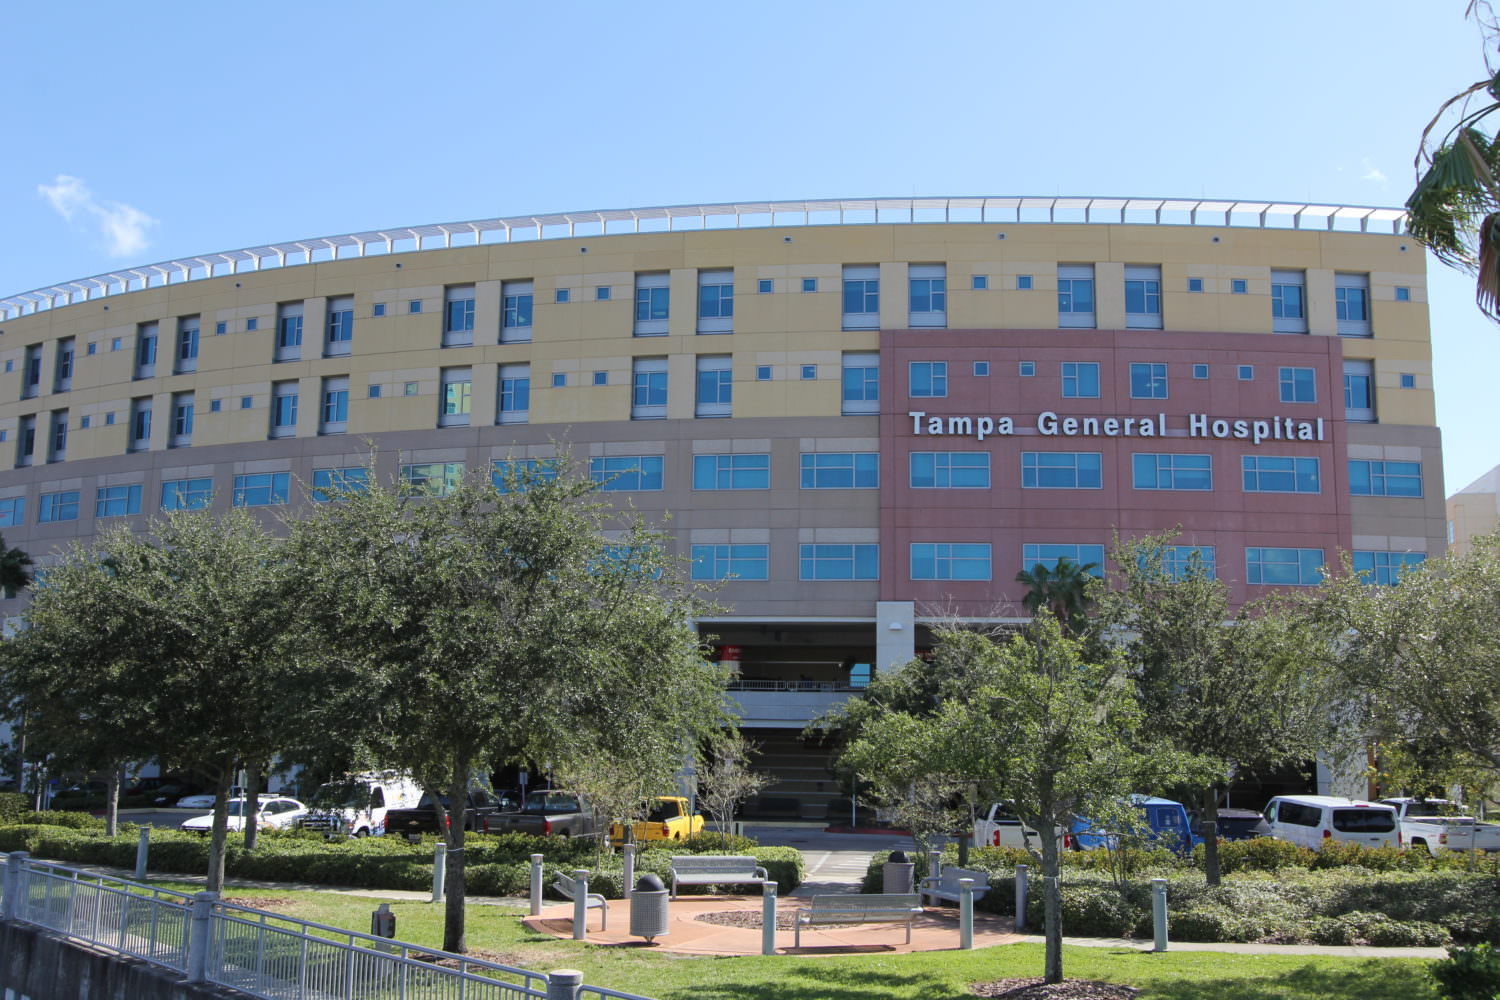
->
[906, 410, 1327, 446]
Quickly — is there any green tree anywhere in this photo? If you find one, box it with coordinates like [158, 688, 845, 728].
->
[0, 534, 32, 598]
[1100, 533, 1335, 885]
[696, 730, 770, 840]
[292, 458, 726, 953]
[1015, 557, 1098, 633]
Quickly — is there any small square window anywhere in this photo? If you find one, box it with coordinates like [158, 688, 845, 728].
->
[105, 412, 115, 426]
[209, 399, 221, 413]
[215, 321, 227, 335]
[246, 317, 258, 331]
[552, 372, 566, 387]
[1238, 365, 1254, 381]
[0, 430, 6, 441]
[1193, 363, 1209, 379]
[971, 275, 988, 290]
[1232, 279, 1248, 294]
[801, 364, 817, 380]
[973, 361, 990, 376]
[80, 415, 90, 428]
[405, 381, 419, 396]
[1188, 277, 1204, 293]
[756, 365, 772, 381]
[593, 371, 608, 386]
[1017, 275, 1033, 290]
[409, 299, 425, 314]
[2, 361, 9, 373]
[1019, 361, 1036, 377]
[1401, 373, 1416, 388]
[241, 396, 253, 409]
[595, 286, 610, 301]
[1396, 286, 1411, 302]
[555, 288, 570, 303]
[369, 385, 381, 398]
[86, 342, 96, 355]
[111, 337, 122, 351]
[372, 303, 387, 317]
[758, 279, 773, 294]
[802, 278, 817, 292]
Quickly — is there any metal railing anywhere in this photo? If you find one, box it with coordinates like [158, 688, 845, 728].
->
[2, 852, 657, 1000]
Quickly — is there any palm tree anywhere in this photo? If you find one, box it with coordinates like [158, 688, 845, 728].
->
[0, 535, 32, 599]
[1015, 557, 1098, 633]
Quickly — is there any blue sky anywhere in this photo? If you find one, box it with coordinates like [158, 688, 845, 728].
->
[2, 0, 1496, 493]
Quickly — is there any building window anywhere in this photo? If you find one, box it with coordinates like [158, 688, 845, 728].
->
[0, 497, 24, 527]
[1061, 361, 1100, 398]
[590, 456, 664, 492]
[1238, 365, 1254, 381]
[802, 278, 817, 292]
[592, 285, 609, 301]
[756, 365, 772, 381]
[842, 265, 879, 330]
[1159, 545, 1216, 579]
[1242, 455, 1321, 494]
[1349, 459, 1422, 497]
[129, 399, 151, 452]
[1278, 366, 1316, 403]
[320, 377, 349, 434]
[551, 372, 565, 388]
[1271, 270, 1307, 333]
[268, 383, 297, 439]
[634, 272, 670, 335]
[1246, 547, 1324, 586]
[593, 371, 608, 386]
[1335, 273, 1372, 336]
[134, 323, 157, 380]
[1231, 279, 1248, 295]
[631, 358, 668, 419]
[1132, 453, 1212, 491]
[494, 363, 531, 425]
[802, 364, 817, 380]
[48, 411, 67, 463]
[368, 385, 381, 399]
[54, 337, 75, 391]
[1400, 372, 1416, 388]
[971, 274, 988, 290]
[171, 392, 194, 447]
[758, 278, 773, 294]
[1057, 264, 1095, 328]
[1187, 277, 1203, 293]
[326, 296, 354, 355]
[276, 303, 304, 361]
[233, 472, 290, 508]
[910, 451, 991, 488]
[372, 302, 387, 317]
[973, 361, 990, 377]
[1353, 550, 1425, 585]
[1128, 364, 1164, 398]
[214, 322, 227, 336]
[502, 280, 534, 343]
[842, 353, 879, 414]
[909, 361, 948, 398]
[491, 459, 555, 493]
[311, 467, 368, 502]
[174, 319, 199, 374]
[38, 490, 80, 523]
[800, 452, 879, 489]
[14, 415, 34, 467]
[910, 542, 991, 581]
[111, 337, 122, 351]
[1021, 543, 1105, 576]
[161, 477, 213, 511]
[1343, 360, 1375, 422]
[1017, 275, 1034, 290]
[556, 288, 570, 304]
[94, 485, 141, 518]
[1193, 363, 1209, 379]
[695, 356, 732, 417]
[693, 454, 770, 490]
[1125, 265, 1163, 329]
[908, 264, 947, 327]
[697, 270, 734, 334]
[443, 286, 476, 346]
[440, 368, 472, 427]
[692, 544, 769, 581]
[1395, 286, 1412, 302]
[1022, 452, 1102, 489]
[20, 346, 40, 398]
[409, 300, 423, 314]
[246, 317, 259, 331]
[800, 543, 878, 581]
[1018, 361, 1036, 377]
[400, 462, 464, 496]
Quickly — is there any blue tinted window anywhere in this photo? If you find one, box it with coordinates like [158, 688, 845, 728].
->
[1348, 460, 1421, 497]
[161, 478, 213, 510]
[800, 453, 879, 489]
[1246, 547, 1324, 586]
[233, 473, 290, 507]
[1353, 550, 1425, 585]
[909, 362, 948, 398]
[399, 462, 464, 496]
[1278, 367, 1316, 403]
[1132, 453, 1212, 491]
[1021, 544, 1105, 577]
[758, 279, 773, 294]
[1242, 456, 1321, 494]
[491, 459, 557, 493]
[95, 485, 141, 518]
[1022, 452, 1102, 489]
[0, 498, 24, 527]
[910, 452, 991, 489]
[910, 543, 991, 581]
[800, 544, 878, 581]
[1129, 363, 1168, 399]
[1061, 362, 1099, 398]
[691, 544, 768, 581]
[311, 468, 369, 502]
[693, 454, 770, 490]
[38, 491, 79, 523]
[590, 456, 663, 492]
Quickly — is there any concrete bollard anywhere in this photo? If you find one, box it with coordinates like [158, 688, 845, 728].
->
[572, 870, 589, 941]
[530, 854, 544, 916]
[1014, 864, 1029, 931]
[927, 849, 942, 883]
[3, 852, 26, 921]
[185, 890, 218, 982]
[546, 968, 583, 1000]
[622, 844, 636, 900]
[959, 877, 974, 950]
[134, 825, 151, 881]
[1151, 877, 1168, 952]
[761, 882, 777, 955]
[431, 843, 446, 903]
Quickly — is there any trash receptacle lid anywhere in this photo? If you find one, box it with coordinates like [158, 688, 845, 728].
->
[888, 850, 908, 863]
[636, 873, 665, 893]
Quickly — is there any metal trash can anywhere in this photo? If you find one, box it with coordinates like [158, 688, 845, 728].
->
[629, 873, 670, 943]
[883, 850, 915, 894]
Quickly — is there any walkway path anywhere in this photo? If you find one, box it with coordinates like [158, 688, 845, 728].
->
[743, 824, 916, 898]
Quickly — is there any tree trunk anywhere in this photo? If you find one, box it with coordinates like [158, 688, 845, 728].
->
[243, 763, 263, 851]
[442, 756, 471, 954]
[1201, 785, 1221, 887]
[206, 765, 233, 893]
[105, 765, 122, 837]
[1041, 827, 1063, 984]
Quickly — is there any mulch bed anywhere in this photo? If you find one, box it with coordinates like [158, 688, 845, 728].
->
[695, 908, 861, 931]
[221, 896, 296, 911]
[971, 978, 1139, 999]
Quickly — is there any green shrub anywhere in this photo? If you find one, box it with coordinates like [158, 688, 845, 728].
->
[1432, 942, 1500, 1000]
[21, 810, 107, 830]
[0, 793, 28, 823]
[1170, 906, 1264, 943]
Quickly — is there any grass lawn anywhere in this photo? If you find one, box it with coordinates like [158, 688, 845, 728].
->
[169, 886, 1443, 1000]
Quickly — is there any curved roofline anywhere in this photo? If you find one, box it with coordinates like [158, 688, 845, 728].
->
[1, 194, 1409, 321]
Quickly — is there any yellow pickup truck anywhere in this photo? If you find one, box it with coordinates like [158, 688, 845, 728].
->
[609, 796, 705, 845]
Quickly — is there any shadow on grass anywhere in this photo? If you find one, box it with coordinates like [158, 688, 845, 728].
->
[657, 961, 962, 1000]
[1110, 957, 1438, 1000]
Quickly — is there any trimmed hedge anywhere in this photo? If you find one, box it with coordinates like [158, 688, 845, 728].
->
[0, 793, 28, 823]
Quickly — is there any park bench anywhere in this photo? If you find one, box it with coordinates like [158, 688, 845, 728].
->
[668, 855, 768, 898]
[792, 893, 924, 947]
[919, 866, 990, 907]
[552, 870, 607, 930]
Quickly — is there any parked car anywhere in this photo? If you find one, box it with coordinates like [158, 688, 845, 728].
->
[1381, 797, 1500, 855]
[609, 796, 704, 845]
[297, 771, 423, 838]
[180, 797, 307, 834]
[973, 801, 1064, 850]
[175, 787, 244, 809]
[1071, 796, 1201, 855]
[1211, 808, 1269, 842]
[385, 786, 508, 839]
[1261, 795, 1399, 850]
[490, 789, 597, 838]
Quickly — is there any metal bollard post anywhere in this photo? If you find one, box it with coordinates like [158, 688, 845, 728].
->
[761, 882, 777, 955]
[572, 870, 589, 941]
[2, 852, 26, 921]
[546, 968, 583, 1000]
[959, 878, 974, 950]
[622, 844, 636, 900]
[927, 849, 942, 883]
[1014, 864, 1029, 932]
[1151, 877, 1168, 952]
[431, 843, 447, 903]
[185, 890, 218, 982]
[134, 825, 152, 881]
[530, 854, 544, 916]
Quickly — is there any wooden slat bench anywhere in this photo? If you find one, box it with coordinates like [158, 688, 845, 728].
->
[919, 866, 990, 907]
[668, 855, 768, 898]
[793, 893, 923, 947]
[552, 871, 607, 930]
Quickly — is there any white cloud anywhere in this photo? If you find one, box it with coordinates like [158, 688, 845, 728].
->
[36, 174, 157, 257]
[1359, 159, 1388, 186]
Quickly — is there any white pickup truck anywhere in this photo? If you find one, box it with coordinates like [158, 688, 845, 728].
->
[973, 802, 1047, 850]
[1381, 797, 1500, 856]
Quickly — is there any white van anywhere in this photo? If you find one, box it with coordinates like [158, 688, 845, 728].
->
[1261, 795, 1399, 850]
[297, 770, 423, 837]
